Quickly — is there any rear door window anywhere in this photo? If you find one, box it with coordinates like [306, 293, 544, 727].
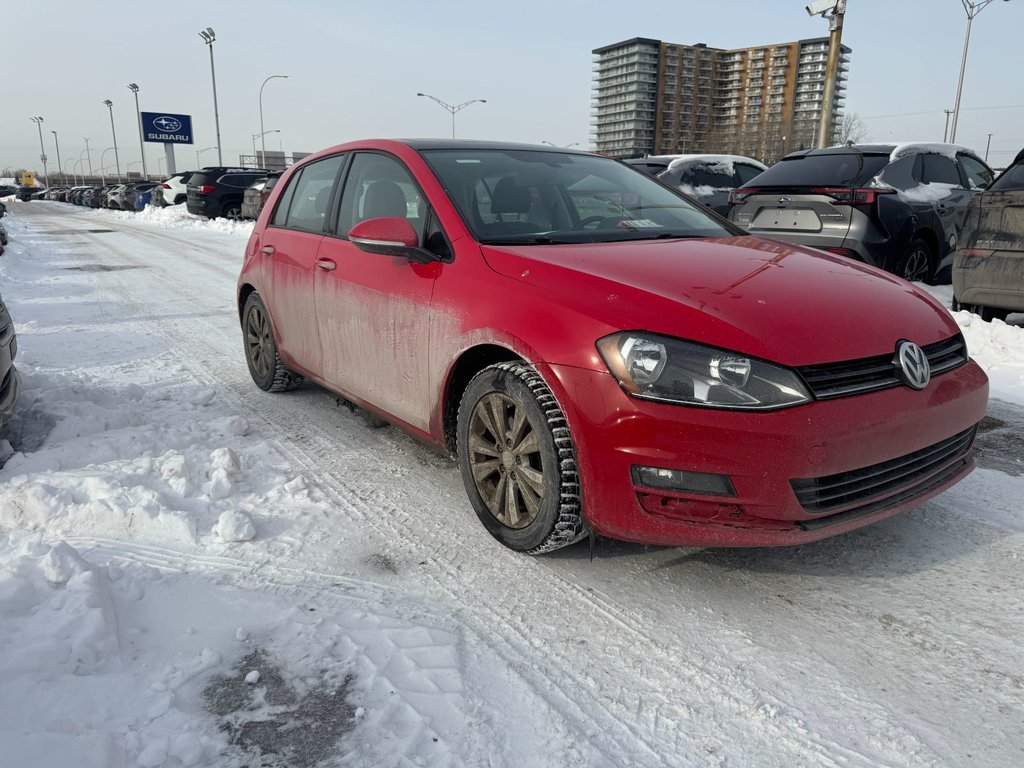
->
[278, 155, 345, 233]
[735, 164, 764, 185]
[920, 154, 962, 186]
[740, 153, 889, 187]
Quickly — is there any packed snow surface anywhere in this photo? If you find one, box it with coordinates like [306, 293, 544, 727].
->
[0, 201, 1022, 767]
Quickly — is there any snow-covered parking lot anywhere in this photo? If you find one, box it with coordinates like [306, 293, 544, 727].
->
[1, 200, 1023, 768]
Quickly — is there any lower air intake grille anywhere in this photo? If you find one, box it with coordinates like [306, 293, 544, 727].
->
[791, 426, 977, 515]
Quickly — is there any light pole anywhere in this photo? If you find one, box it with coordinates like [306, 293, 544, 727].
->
[198, 28, 223, 165]
[64, 158, 76, 186]
[196, 145, 218, 168]
[51, 130, 66, 185]
[127, 83, 148, 179]
[100, 147, 116, 185]
[252, 130, 279, 167]
[951, 0, 1011, 143]
[73, 159, 85, 186]
[259, 75, 289, 165]
[83, 138, 94, 180]
[79, 148, 91, 184]
[806, 0, 847, 148]
[102, 100, 122, 182]
[29, 116, 49, 188]
[985, 133, 994, 162]
[416, 93, 487, 138]
[943, 109, 954, 142]
[127, 161, 140, 180]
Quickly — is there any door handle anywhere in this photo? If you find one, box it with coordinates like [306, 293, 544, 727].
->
[261, 245, 276, 255]
[317, 259, 337, 271]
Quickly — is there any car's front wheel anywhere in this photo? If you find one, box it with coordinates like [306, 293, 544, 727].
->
[242, 293, 303, 392]
[457, 362, 588, 554]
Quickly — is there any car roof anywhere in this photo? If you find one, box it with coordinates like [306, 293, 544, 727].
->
[786, 142, 977, 160]
[399, 139, 590, 154]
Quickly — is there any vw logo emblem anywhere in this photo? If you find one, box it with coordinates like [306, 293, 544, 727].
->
[777, 197, 792, 207]
[153, 116, 182, 132]
[894, 340, 931, 390]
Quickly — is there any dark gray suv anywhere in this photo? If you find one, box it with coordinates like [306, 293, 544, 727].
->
[728, 143, 994, 283]
[0, 292, 20, 427]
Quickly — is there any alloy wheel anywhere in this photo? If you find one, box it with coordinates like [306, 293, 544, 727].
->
[467, 393, 546, 529]
[902, 246, 931, 282]
[245, 304, 273, 380]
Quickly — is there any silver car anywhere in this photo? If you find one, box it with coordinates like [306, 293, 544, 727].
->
[728, 143, 994, 284]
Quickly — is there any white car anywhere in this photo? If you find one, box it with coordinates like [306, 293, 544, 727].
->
[626, 154, 767, 215]
[158, 172, 194, 205]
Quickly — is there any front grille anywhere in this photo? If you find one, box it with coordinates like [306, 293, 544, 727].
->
[791, 425, 977, 516]
[797, 334, 968, 400]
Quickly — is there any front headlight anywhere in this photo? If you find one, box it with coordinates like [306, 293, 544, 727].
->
[597, 332, 811, 410]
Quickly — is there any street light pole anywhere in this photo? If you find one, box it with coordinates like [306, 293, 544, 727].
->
[951, 0, 1010, 143]
[198, 28, 223, 165]
[83, 137, 94, 180]
[29, 117, 48, 188]
[259, 75, 289, 165]
[416, 93, 487, 138]
[806, 0, 847, 148]
[943, 109, 954, 142]
[127, 83, 148, 179]
[100, 147, 116, 185]
[102, 100, 121, 182]
[51, 130, 66, 185]
[252, 130, 280, 168]
[196, 146, 217, 168]
[985, 132, 994, 162]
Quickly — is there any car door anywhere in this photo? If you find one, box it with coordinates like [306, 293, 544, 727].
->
[918, 152, 970, 254]
[259, 154, 346, 375]
[314, 151, 443, 431]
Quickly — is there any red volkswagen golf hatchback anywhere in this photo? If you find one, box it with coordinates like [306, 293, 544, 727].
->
[237, 140, 988, 554]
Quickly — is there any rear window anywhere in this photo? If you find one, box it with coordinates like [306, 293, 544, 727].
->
[743, 153, 890, 188]
[991, 162, 1024, 191]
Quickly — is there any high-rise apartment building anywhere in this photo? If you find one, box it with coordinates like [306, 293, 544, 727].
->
[591, 37, 851, 161]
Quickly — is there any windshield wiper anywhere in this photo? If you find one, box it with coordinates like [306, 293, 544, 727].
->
[478, 236, 577, 245]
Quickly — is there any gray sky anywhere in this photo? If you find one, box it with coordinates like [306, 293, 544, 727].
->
[3, 0, 1022, 178]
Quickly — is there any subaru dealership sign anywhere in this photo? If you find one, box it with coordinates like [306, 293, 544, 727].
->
[141, 112, 193, 144]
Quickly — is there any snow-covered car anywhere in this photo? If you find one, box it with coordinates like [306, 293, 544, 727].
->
[651, 155, 767, 215]
[954, 147, 1024, 321]
[105, 185, 127, 209]
[0, 291, 20, 427]
[240, 177, 268, 220]
[728, 143, 995, 284]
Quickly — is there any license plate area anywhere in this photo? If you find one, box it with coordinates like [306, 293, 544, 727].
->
[752, 208, 822, 232]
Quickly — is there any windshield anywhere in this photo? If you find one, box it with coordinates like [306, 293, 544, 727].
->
[991, 161, 1024, 192]
[744, 153, 890, 188]
[419, 149, 737, 244]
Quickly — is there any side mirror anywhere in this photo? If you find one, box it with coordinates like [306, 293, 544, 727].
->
[348, 217, 436, 263]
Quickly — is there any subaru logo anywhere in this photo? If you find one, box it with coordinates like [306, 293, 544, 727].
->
[777, 197, 792, 207]
[894, 341, 930, 390]
[153, 116, 182, 132]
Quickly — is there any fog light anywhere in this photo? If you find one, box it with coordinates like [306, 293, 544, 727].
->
[631, 465, 736, 497]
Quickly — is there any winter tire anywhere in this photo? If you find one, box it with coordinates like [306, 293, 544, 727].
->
[222, 203, 243, 220]
[457, 362, 588, 554]
[242, 293, 303, 392]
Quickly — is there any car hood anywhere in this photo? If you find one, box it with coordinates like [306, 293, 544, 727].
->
[480, 236, 960, 367]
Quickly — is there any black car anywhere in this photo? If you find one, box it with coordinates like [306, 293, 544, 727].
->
[186, 167, 268, 219]
[728, 143, 994, 284]
[16, 186, 42, 201]
[0, 184, 18, 198]
[0, 291, 20, 428]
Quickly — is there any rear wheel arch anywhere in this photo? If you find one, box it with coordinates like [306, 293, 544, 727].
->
[442, 344, 522, 455]
[238, 283, 257, 323]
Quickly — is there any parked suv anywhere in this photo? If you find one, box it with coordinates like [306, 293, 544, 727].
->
[953, 147, 1024, 321]
[158, 171, 194, 205]
[187, 167, 268, 219]
[0, 291, 21, 428]
[237, 139, 987, 555]
[632, 154, 767, 215]
[728, 143, 994, 283]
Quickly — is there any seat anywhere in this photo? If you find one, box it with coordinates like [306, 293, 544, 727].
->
[361, 180, 407, 221]
[486, 177, 537, 235]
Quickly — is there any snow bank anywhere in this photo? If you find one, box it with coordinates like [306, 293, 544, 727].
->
[97, 204, 255, 237]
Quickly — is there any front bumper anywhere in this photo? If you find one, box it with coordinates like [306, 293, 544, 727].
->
[541, 360, 989, 547]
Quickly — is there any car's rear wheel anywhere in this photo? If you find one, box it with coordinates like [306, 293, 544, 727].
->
[964, 304, 1011, 322]
[896, 237, 934, 283]
[242, 293, 303, 392]
[221, 202, 242, 220]
[457, 362, 587, 553]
